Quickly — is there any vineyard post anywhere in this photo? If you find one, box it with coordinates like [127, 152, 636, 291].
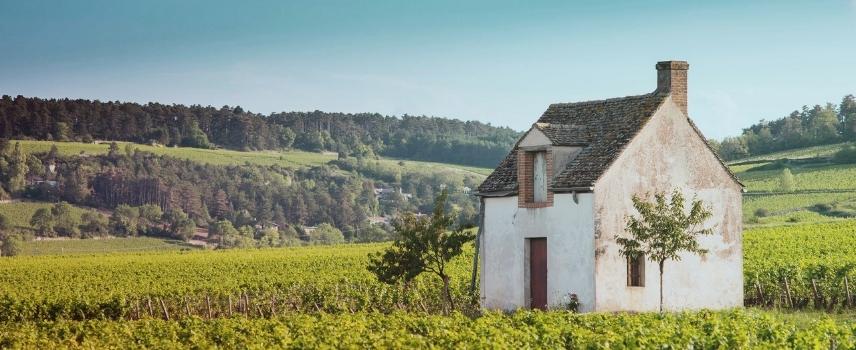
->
[228, 295, 233, 317]
[244, 292, 250, 316]
[184, 296, 191, 317]
[783, 277, 793, 308]
[158, 297, 170, 321]
[810, 279, 821, 308]
[845, 276, 853, 307]
[147, 297, 154, 317]
[205, 294, 212, 319]
[755, 281, 765, 305]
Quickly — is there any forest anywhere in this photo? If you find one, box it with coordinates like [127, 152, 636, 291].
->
[0, 95, 519, 168]
[713, 94, 856, 160]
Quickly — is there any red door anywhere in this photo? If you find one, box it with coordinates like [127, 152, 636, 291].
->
[529, 238, 547, 310]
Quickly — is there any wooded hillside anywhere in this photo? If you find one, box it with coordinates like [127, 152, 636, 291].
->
[0, 95, 519, 168]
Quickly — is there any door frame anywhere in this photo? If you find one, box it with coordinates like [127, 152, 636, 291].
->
[525, 237, 548, 309]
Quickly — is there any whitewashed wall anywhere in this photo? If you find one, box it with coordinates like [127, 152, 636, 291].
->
[480, 193, 597, 312]
[592, 97, 744, 312]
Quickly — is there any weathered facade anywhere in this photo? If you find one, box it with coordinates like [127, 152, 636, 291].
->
[477, 61, 743, 312]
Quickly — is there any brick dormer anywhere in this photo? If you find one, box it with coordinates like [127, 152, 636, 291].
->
[517, 148, 554, 208]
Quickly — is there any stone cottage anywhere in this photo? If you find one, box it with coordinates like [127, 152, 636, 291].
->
[476, 61, 743, 312]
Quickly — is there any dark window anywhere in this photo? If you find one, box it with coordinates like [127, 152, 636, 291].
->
[627, 254, 645, 287]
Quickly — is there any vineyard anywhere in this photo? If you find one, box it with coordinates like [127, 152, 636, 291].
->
[0, 223, 854, 322]
[744, 221, 856, 309]
[1, 310, 853, 348]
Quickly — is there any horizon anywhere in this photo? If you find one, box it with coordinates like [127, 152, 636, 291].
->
[2, 0, 856, 139]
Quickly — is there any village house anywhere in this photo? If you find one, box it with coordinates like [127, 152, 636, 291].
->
[476, 61, 743, 312]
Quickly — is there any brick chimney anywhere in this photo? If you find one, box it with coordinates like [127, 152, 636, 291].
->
[655, 61, 689, 116]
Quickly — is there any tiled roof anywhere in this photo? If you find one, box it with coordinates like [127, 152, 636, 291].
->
[478, 93, 669, 194]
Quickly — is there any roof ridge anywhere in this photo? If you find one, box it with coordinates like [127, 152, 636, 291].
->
[546, 92, 664, 108]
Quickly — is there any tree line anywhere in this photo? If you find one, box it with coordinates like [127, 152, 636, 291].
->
[712, 94, 856, 160]
[0, 95, 519, 167]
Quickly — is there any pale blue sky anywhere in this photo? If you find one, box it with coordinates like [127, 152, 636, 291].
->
[1, 0, 855, 138]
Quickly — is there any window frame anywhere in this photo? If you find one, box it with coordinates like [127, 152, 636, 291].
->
[626, 254, 646, 287]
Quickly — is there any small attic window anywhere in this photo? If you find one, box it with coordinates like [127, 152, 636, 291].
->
[517, 149, 552, 208]
[532, 151, 547, 202]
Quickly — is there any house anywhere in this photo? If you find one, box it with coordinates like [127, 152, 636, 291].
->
[476, 61, 743, 312]
[374, 186, 413, 201]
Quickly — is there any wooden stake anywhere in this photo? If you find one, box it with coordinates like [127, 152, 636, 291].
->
[184, 296, 191, 317]
[147, 297, 154, 317]
[158, 297, 170, 321]
[811, 279, 821, 308]
[783, 277, 793, 308]
[206, 294, 213, 319]
[228, 295, 234, 317]
[845, 276, 853, 308]
[244, 292, 250, 316]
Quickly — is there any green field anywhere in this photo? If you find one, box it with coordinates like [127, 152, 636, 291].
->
[21, 237, 197, 256]
[730, 142, 852, 163]
[0, 201, 98, 230]
[13, 139, 492, 177]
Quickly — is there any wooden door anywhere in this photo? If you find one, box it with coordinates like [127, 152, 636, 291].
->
[529, 238, 547, 310]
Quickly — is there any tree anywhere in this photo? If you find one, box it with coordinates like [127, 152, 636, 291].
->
[309, 223, 344, 245]
[840, 95, 856, 140]
[617, 189, 713, 312]
[211, 220, 252, 248]
[30, 208, 55, 236]
[256, 227, 281, 247]
[0, 234, 22, 257]
[181, 121, 212, 149]
[163, 208, 195, 241]
[0, 213, 9, 231]
[51, 202, 81, 238]
[138, 204, 163, 235]
[780, 168, 795, 192]
[7, 142, 29, 195]
[367, 191, 474, 311]
[80, 212, 109, 237]
[280, 127, 296, 149]
[110, 205, 140, 236]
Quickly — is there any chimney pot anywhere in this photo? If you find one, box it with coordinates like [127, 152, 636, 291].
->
[655, 60, 689, 116]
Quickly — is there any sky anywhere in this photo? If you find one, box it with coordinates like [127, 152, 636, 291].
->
[1, 0, 855, 139]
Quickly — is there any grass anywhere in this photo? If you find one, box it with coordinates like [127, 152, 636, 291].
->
[14, 140, 337, 168]
[12, 140, 492, 177]
[729, 142, 852, 163]
[20, 237, 198, 256]
[0, 201, 97, 230]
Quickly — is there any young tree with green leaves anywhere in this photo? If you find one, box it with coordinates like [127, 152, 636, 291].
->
[617, 189, 714, 312]
[309, 223, 344, 245]
[30, 208, 55, 237]
[367, 191, 474, 311]
[51, 202, 81, 238]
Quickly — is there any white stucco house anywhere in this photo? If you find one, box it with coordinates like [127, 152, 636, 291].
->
[475, 61, 744, 312]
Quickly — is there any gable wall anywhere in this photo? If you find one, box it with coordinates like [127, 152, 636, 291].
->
[480, 193, 596, 311]
[592, 97, 743, 311]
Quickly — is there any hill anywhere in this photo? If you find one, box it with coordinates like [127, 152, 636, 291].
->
[0, 95, 520, 167]
[727, 143, 856, 225]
